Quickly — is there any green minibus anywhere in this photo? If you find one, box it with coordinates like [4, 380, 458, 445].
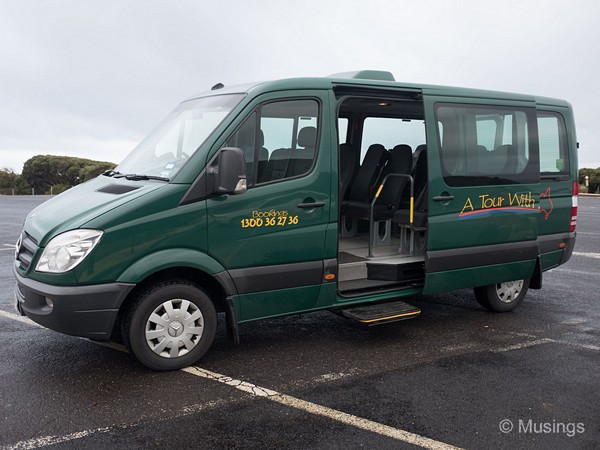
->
[14, 71, 578, 370]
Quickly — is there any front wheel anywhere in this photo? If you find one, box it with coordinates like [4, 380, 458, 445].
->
[473, 279, 530, 312]
[123, 281, 217, 371]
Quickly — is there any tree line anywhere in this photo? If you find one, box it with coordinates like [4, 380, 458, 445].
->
[0, 155, 116, 195]
[579, 167, 600, 194]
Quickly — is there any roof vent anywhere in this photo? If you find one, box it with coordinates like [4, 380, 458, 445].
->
[329, 70, 396, 82]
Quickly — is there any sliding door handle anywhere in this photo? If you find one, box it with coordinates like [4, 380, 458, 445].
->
[433, 195, 455, 202]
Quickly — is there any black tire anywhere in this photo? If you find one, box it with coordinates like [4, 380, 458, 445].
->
[123, 281, 217, 371]
[473, 279, 530, 312]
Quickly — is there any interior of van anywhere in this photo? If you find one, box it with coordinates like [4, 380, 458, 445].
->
[336, 93, 428, 296]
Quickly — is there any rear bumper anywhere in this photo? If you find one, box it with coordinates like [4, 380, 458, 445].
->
[14, 269, 134, 341]
[560, 232, 576, 264]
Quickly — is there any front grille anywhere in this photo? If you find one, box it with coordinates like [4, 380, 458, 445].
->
[16, 231, 38, 271]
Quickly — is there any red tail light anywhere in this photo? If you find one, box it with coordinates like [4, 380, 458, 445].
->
[569, 181, 578, 232]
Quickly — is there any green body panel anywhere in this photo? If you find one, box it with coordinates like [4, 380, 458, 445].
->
[425, 261, 536, 294]
[117, 249, 224, 283]
[206, 90, 333, 318]
[22, 176, 163, 246]
[423, 94, 540, 250]
[16, 73, 578, 330]
[236, 285, 323, 322]
[423, 95, 552, 293]
[76, 185, 206, 284]
[21, 179, 219, 287]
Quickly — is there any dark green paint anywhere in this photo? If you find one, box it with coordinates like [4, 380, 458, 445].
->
[16, 71, 578, 330]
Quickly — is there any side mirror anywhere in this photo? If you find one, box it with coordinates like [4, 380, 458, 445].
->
[208, 147, 247, 196]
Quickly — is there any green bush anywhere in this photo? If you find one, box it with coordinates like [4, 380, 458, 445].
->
[50, 184, 71, 195]
[1, 156, 116, 195]
[21, 155, 116, 194]
[579, 168, 600, 194]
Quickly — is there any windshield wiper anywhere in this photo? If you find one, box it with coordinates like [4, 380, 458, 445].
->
[120, 174, 170, 182]
[102, 170, 169, 182]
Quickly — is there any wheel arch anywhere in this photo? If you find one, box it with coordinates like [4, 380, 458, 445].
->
[112, 249, 239, 343]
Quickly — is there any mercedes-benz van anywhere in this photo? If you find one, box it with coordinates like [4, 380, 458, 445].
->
[14, 71, 578, 370]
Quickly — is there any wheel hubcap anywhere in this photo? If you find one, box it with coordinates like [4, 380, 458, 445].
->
[495, 280, 524, 303]
[168, 321, 184, 337]
[145, 299, 204, 358]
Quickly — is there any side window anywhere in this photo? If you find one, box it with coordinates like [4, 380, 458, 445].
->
[225, 113, 257, 185]
[538, 112, 569, 174]
[338, 118, 349, 144]
[224, 99, 319, 187]
[258, 99, 320, 184]
[360, 117, 426, 162]
[435, 104, 538, 186]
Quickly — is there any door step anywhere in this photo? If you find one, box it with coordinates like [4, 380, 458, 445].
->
[342, 300, 421, 325]
[367, 261, 424, 283]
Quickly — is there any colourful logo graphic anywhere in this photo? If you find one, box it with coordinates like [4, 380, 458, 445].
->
[459, 192, 537, 220]
[539, 187, 553, 220]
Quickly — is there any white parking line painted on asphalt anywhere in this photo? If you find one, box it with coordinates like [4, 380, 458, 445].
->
[1, 399, 229, 450]
[552, 340, 600, 352]
[182, 366, 464, 450]
[4, 426, 114, 450]
[491, 339, 554, 353]
[572, 251, 600, 259]
[552, 268, 600, 277]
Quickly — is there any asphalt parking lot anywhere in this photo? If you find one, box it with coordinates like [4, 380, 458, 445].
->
[1, 195, 598, 449]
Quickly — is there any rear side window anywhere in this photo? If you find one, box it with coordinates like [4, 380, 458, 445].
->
[538, 111, 569, 175]
[435, 104, 539, 186]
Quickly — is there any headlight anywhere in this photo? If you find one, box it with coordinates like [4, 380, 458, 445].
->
[36, 229, 103, 273]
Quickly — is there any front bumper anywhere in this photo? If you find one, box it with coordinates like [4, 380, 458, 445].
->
[14, 269, 135, 341]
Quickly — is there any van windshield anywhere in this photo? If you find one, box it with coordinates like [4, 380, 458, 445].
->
[116, 94, 245, 180]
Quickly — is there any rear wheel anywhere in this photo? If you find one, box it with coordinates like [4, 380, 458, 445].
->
[473, 279, 530, 312]
[123, 281, 217, 371]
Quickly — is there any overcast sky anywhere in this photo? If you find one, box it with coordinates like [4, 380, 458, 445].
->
[1, 0, 599, 173]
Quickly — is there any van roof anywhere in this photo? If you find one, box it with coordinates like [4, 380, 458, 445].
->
[188, 71, 569, 107]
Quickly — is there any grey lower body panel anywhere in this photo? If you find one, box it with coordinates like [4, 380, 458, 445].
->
[426, 232, 576, 274]
[14, 269, 135, 340]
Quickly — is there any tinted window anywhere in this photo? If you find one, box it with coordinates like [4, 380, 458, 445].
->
[538, 112, 569, 174]
[225, 113, 257, 185]
[225, 99, 319, 186]
[435, 104, 539, 186]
